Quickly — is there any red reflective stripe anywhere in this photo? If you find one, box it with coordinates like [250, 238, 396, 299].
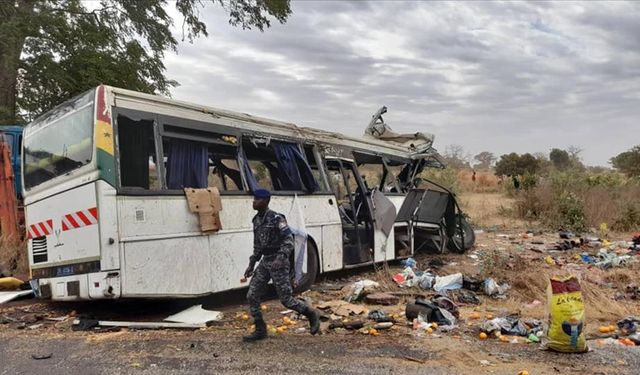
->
[38, 222, 49, 236]
[88, 207, 98, 220]
[62, 221, 68, 231]
[47, 219, 53, 232]
[31, 225, 41, 238]
[66, 214, 80, 228]
[76, 211, 92, 226]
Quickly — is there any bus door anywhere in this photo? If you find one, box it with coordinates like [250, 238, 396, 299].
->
[325, 159, 374, 266]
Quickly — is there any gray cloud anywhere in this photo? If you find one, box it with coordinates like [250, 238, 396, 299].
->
[164, 1, 640, 166]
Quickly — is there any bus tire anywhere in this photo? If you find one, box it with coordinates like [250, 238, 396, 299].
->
[448, 214, 475, 253]
[293, 239, 319, 294]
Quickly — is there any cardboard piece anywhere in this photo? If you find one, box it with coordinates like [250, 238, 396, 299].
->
[184, 187, 222, 232]
[316, 300, 366, 316]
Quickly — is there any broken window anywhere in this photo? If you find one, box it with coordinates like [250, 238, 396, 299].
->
[241, 138, 319, 192]
[117, 115, 160, 190]
[208, 142, 243, 192]
[354, 152, 385, 191]
[304, 144, 328, 192]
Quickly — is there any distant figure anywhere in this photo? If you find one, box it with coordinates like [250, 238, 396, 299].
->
[512, 175, 520, 190]
[471, 170, 477, 183]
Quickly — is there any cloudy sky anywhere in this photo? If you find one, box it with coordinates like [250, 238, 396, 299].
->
[164, 1, 640, 167]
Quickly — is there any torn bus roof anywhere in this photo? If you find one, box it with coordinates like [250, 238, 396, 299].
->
[107, 86, 441, 160]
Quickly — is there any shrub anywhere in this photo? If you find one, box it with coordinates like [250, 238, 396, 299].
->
[509, 170, 640, 232]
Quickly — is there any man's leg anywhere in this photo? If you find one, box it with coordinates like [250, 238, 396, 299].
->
[269, 260, 321, 335]
[243, 263, 269, 342]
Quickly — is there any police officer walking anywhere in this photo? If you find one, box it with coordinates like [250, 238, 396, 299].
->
[243, 189, 320, 342]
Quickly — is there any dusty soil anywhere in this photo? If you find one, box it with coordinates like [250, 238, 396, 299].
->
[1, 192, 639, 375]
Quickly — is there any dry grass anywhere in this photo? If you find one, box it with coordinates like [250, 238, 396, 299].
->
[457, 170, 502, 193]
[0, 237, 28, 277]
[457, 192, 531, 229]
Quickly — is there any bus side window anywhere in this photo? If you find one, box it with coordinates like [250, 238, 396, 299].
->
[117, 115, 160, 189]
[242, 138, 320, 192]
[209, 144, 242, 192]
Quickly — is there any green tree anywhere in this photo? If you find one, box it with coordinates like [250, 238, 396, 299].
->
[473, 151, 496, 170]
[494, 152, 540, 176]
[0, 0, 291, 123]
[611, 145, 640, 177]
[549, 148, 571, 170]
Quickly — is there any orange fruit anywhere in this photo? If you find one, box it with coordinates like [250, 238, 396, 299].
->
[470, 312, 481, 319]
[479, 332, 488, 340]
[599, 326, 610, 333]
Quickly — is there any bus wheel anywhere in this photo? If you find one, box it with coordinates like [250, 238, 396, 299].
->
[448, 214, 475, 253]
[293, 240, 319, 294]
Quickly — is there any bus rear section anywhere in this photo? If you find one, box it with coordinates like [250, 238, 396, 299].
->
[24, 88, 121, 301]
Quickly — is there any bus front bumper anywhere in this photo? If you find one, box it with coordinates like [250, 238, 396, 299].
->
[31, 271, 121, 301]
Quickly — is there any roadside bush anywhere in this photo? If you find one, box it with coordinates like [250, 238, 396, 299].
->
[511, 170, 640, 232]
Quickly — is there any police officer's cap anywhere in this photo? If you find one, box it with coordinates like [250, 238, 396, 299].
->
[253, 188, 271, 199]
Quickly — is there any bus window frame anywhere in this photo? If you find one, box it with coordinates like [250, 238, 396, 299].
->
[240, 134, 328, 196]
[303, 143, 331, 194]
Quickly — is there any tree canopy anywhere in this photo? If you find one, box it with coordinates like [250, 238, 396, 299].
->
[0, 0, 291, 124]
[473, 151, 496, 170]
[611, 145, 640, 177]
[549, 148, 571, 170]
[494, 152, 541, 176]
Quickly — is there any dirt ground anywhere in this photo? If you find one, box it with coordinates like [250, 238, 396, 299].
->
[1, 191, 639, 375]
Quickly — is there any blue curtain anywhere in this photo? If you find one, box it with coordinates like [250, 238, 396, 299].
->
[166, 138, 208, 189]
[240, 148, 259, 191]
[272, 142, 319, 192]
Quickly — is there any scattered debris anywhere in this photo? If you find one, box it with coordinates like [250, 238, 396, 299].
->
[402, 356, 426, 364]
[617, 316, 640, 335]
[72, 319, 205, 330]
[368, 310, 394, 323]
[483, 278, 510, 299]
[31, 353, 52, 360]
[454, 289, 481, 305]
[317, 300, 366, 316]
[406, 297, 457, 326]
[480, 315, 541, 337]
[374, 322, 394, 330]
[164, 304, 223, 325]
[0, 290, 33, 304]
[433, 273, 463, 292]
[343, 280, 379, 302]
[364, 292, 399, 306]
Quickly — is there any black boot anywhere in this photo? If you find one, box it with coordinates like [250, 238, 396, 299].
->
[242, 318, 267, 342]
[303, 307, 321, 335]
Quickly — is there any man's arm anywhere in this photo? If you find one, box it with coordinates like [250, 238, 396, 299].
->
[244, 219, 262, 279]
[276, 215, 294, 259]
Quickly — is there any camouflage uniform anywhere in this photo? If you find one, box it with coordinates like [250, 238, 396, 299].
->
[246, 209, 307, 320]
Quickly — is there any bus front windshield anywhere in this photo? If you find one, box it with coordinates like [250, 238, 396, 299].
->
[23, 90, 95, 191]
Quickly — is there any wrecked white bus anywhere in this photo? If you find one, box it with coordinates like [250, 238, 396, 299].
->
[23, 86, 473, 301]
